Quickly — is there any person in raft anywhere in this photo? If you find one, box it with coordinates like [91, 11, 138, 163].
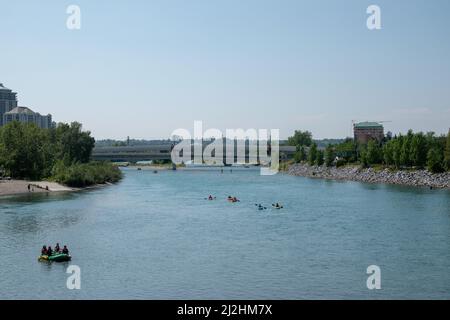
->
[62, 245, 69, 255]
[46, 246, 53, 256]
[55, 243, 60, 253]
[41, 245, 47, 255]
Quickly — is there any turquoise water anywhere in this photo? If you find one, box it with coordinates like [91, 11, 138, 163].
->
[0, 168, 449, 299]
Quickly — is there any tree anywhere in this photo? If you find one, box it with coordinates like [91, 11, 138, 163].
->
[444, 130, 450, 171]
[359, 146, 368, 168]
[55, 122, 95, 164]
[316, 150, 324, 166]
[308, 143, 318, 166]
[0, 120, 98, 180]
[400, 130, 413, 166]
[383, 140, 394, 166]
[427, 147, 444, 173]
[392, 135, 403, 168]
[294, 145, 307, 163]
[410, 132, 427, 168]
[335, 138, 357, 162]
[287, 130, 313, 147]
[366, 140, 382, 165]
[324, 144, 335, 167]
[0, 122, 52, 179]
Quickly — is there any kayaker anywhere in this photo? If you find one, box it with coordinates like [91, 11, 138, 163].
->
[41, 245, 47, 255]
[62, 246, 69, 255]
[208, 195, 213, 200]
[47, 246, 53, 256]
[55, 243, 60, 253]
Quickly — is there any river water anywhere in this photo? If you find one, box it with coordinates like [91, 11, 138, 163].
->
[0, 168, 449, 299]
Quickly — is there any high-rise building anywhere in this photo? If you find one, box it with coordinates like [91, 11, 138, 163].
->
[3, 107, 53, 129]
[0, 83, 18, 126]
[0, 83, 53, 129]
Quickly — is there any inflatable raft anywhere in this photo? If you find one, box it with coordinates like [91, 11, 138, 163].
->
[38, 253, 71, 262]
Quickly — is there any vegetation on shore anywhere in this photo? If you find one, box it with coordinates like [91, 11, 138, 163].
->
[288, 129, 450, 174]
[0, 121, 122, 187]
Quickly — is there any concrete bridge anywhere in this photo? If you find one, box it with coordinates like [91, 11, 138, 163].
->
[92, 143, 296, 163]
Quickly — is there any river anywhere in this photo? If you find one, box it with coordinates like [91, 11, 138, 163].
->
[1, 168, 449, 299]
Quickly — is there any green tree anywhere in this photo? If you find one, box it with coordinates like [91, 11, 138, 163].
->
[392, 135, 403, 168]
[400, 130, 413, 166]
[410, 132, 427, 168]
[324, 144, 335, 167]
[383, 140, 394, 166]
[287, 130, 313, 147]
[359, 146, 368, 168]
[444, 130, 450, 170]
[308, 143, 318, 166]
[316, 150, 324, 166]
[55, 122, 95, 164]
[335, 138, 357, 163]
[427, 147, 444, 173]
[294, 145, 307, 163]
[0, 122, 52, 179]
[366, 140, 382, 165]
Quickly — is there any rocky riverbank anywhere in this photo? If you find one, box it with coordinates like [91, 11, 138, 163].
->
[287, 164, 450, 189]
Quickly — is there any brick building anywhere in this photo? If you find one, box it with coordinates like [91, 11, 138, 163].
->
[353, 122, 384, 144]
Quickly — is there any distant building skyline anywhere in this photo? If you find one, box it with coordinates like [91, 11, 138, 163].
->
[0, 83, 53, 129]
[0, 83, 18, 126]
[3, 106, 53, 129]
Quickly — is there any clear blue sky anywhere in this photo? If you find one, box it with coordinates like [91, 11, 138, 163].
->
[1, 0, 449, 139]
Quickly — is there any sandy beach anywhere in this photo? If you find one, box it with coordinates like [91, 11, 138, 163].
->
[0, 180, 74, 197]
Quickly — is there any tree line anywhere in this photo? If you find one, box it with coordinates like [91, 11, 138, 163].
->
[0, 121, 122, 186]
[289, 129, 450, 173]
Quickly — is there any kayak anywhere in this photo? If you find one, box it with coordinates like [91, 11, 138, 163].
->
[38, 253, 71, 262]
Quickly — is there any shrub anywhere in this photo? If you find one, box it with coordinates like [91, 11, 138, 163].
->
[336, 159, 347, 168]
[52, 161, 122, 187]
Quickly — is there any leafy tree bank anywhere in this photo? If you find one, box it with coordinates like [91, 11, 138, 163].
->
[0, 122, 122, 186]
[289, 129, 450, 174]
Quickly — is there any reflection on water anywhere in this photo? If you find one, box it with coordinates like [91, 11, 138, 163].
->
[0, 169, 450, 299]
[0, 192, 84, 235]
